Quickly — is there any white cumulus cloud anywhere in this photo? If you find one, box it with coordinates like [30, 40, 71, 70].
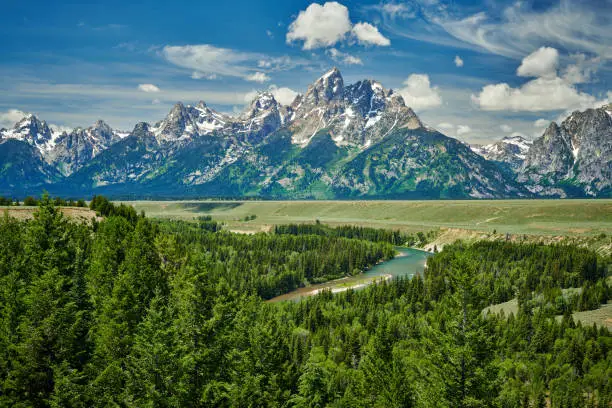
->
[138, 84, 160, 93]
[500, 124, 512, 132]
[397, 74, 442, 110]
[352, 22, 390, 46]
[434, 122, 471, 137]
[270, 86, 300, 105]
[436, 122, 455, 132]
[472, 47, 609, 112]
[246, 72, 271, 83]
[327, 48, 363, 65]
[244, 85, 300, 106]
[471, 77, 601, 112]
[517, 47, 559, 78]
[0, 109, 27, 128]
[454, 55, 464, 67]
[534, 118, 550, 128]
[457, 125, 471, 136]
[286, 2, 352, 49]
[287, 2, 389, 49]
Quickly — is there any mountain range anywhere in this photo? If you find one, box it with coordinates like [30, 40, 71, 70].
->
[1, 68, 610, 199]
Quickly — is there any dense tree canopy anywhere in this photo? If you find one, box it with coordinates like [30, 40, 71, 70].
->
[0, 197, 609, 407]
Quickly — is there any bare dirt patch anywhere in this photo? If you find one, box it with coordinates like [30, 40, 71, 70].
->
[2, 207, 100, 223]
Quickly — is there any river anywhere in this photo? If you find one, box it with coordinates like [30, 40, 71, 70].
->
[268, 247, 431, 302]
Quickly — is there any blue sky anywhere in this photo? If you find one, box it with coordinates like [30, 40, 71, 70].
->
[1, 0, 610, 143]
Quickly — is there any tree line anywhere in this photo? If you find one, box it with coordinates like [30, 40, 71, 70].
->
[274, 222, 435, 247]
[0, 195, 87, 207]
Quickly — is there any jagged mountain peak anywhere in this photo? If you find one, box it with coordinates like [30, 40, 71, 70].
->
[344, 79, 391, 117]
[0, 112, 56, 151]
[69, 120, 114, 138]
[471, 134, 533, 171]
[153, 102, 200, 142]
[319, 66, 342, 82]
[150, 99, 234, 143]
[167, 102, 189, 120]
[242, 92, 279, 117]
[542, 121, 562, 139]
[305, 67, 344, 105]
[132, 122, 153, 137]
[288, 68, 423, 146]
[193, 100, 227, 119]
[500, 135, 532, 150]
[562, 104, 612, 139]
[90, 119, 113, 132]
[14, 113, 50, 132]
[235, 92, 285, 143]
[502, 134, 528, 142]
[14, 112, 37, 124]
[518, 102, 612, 196]
[115, 68, 428, 149]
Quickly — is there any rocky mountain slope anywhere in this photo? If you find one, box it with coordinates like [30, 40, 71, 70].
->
[0, 139, 61, 189]
[470, 104, 612, 197]
[287, 68, 422, 146]
[518, 104, 612, 197]
[0, 114, 129, 176]
[471, 135, 532, 171]
[0, 69, 609, 198]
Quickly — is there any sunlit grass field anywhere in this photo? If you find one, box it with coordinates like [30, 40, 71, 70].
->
[122, 199, 612, 236]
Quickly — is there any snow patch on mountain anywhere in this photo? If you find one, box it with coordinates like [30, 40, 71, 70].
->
[471, 135, 533, 167]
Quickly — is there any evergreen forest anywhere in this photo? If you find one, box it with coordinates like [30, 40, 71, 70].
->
[0, 196, 609, 407]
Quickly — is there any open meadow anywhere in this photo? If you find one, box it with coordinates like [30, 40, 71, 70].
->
[123, 199, 612, 235]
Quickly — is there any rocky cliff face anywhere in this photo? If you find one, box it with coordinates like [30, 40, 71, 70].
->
[518, 104, 612, 196]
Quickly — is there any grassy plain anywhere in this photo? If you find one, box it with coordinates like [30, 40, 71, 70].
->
[568, 303, 612, 330]
[124, 199, 612, 235]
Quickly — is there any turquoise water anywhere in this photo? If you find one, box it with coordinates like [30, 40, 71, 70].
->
[268, 247, 431, 302]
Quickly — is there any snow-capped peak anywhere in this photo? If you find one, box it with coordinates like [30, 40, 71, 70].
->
[500, 135, 533, 151]
[0, 113, 60, 152]
[321, 66, 341, 81]
[471, 135, 533, 167]
[287, 69, 423, 147]
[305, 67, 344, 105]
[153, 102, 227, 141]
[243, 92, 278, 116]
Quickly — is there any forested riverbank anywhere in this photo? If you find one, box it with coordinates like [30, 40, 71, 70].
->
[0, 197, 610, 407]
